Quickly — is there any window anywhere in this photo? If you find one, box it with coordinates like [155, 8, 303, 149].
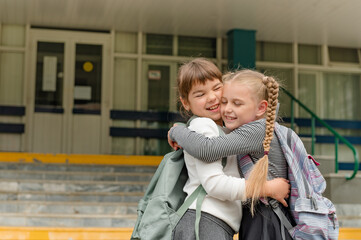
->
[114, 32, 137, 53]
[1, 24, 25, 47]
[256, 41, 293, 63]
[35, 42, 64, 109]
[323, 73, 361, 120]
[146, 34, 173, 55]
[298, 44, 322, 65]
[257, 68, 294, 117]
[298, 73, 317, 117]
[178, 36, 216, 58]
[329, 47, 359, 63]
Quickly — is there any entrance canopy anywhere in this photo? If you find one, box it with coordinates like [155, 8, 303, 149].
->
[1, 0, 361, 47]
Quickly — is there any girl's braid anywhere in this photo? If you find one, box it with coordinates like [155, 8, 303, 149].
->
[246, 75, 279, 216]
[262, 76, 279, 152]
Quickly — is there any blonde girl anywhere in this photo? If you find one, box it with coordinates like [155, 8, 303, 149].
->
[169, 69, 295, 240]
[172, 60, 290, 240]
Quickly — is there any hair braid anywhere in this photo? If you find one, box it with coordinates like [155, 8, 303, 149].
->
[245, 75, 279, 215]
[263, 76, 279, 150]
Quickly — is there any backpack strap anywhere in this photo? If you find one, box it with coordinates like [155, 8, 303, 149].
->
[176, 184, 207, 240]
[269, 199, 294, 240]
[195, 186, 207, 240]
[267, 127, 295, 240]
[176, 184, 206, 217]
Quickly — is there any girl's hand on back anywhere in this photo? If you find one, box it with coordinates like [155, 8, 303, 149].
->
[264, 178, 290, 207]
[168, 124, 181, 150]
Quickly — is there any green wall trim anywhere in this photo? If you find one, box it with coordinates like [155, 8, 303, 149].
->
[227, 29, 256, 70]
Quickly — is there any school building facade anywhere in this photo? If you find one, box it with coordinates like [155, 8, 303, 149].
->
[0, 0, 360, 160]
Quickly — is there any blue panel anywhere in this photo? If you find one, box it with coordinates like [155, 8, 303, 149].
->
[0, 123, 25, 133]
[35, 107, 64, 114]
[0, 105, 25, 116]
[110, 110, 186, 122]
[110, 127, 168, 139]
[73, 108, 101, 115]
[282, 117, 361, 130]
[338, 162, 361, 171]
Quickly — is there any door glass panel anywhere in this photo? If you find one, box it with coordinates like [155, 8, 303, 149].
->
[298, 73, 317, 117]
[256, 67, 294, 117]
[35, 42, 64, 111]
[147, 65, 170, 111]
[298, 73, 317, 136]
[323, 73, 361, 120]
[144, 65, 171, 155]
[73, 44, 102, 114]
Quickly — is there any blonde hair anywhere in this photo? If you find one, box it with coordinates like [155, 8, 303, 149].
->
[224, 69, 279, 215]
[177, 58, 222, 117]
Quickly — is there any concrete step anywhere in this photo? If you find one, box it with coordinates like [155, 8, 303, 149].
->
[0, 179, 149, 193]
[335, 204, 361, 228]
[0, 161, 157, 173]
[0, 169, 153, 182]
[0, 161, 153, 227]
[0, 190, 143, 202]
[0, 212, 137, 227]
[0, 201, 137, 215]
[324, 172, 361, 205]
[0, 162, 157, 174]
[314, 155, 336, 175]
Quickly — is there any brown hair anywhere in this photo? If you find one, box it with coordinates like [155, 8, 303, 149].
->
[224, 69, 279, 215]
[177, 58, 222, 117]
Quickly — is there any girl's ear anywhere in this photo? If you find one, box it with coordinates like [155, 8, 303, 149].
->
[180, 97, 190, 111]
[256, 100, 268, 118]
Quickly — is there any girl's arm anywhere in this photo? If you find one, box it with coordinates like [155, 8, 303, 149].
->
[185, 118, 290, 205]
[169, 119, 266, 162]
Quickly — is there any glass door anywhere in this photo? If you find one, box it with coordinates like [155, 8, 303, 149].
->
[26, 29, 111, 154]
[71, 43, 104, 154]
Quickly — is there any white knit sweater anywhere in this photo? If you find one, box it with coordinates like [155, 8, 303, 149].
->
[183, 117, 246, 232]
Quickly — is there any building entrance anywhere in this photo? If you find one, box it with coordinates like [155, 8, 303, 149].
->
[25, 29, 111, 154]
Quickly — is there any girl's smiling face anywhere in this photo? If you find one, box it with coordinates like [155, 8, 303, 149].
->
[181, 79, 223, 125]
[221, 81, 267, 130]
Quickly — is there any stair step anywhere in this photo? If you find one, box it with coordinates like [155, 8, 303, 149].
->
[324, 173, 361, 205]
[0, 201, 137, 215]
[0, 169, 153, 182]
[0, 179, 149, 193]
[0, 161, 151, 227]
[0, 213, 137, 227]
[0, 227, 136, 240]
[0, 191, 143, 202]
[335, 204, 361, 228]
[313, 155, 336, 175]
[0, 162, 157, 173]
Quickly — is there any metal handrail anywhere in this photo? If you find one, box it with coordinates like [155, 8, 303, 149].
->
[281, 87, 359, 180]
